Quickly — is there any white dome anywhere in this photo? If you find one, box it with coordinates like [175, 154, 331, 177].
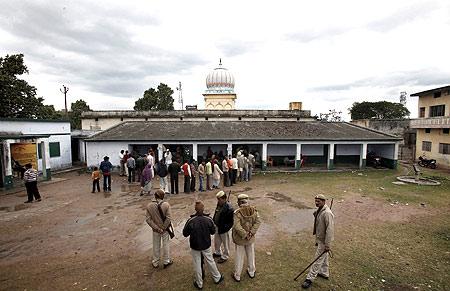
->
[205, 60, 235, 93]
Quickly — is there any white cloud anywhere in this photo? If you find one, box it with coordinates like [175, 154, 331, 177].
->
[1, 0, 449, 120]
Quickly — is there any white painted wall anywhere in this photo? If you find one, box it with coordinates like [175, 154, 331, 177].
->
[302, 144, 324, 155]
[86, 141, 130, 167]
[335, 144, 361, 156]
[267, 144, 296, 155]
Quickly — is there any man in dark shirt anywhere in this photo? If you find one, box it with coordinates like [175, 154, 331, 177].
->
[213, 191, 234, 263]
[99, 156, 113, 192]
[168, 160, 181, 194]
[183, 201, 224, 289]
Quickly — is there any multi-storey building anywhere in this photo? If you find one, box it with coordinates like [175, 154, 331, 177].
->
[411, 85, 450, 168]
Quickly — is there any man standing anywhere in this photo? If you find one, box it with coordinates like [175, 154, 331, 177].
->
[23, 163, 41, 203]
[136, 155, 145, 183]
[99, 156, 113, 192]
[146, 189, 173, 269]
[227, 155, 234, 186]
[127, 154, 136, 183]
[213, 191, 234, 263]
[247, 152, 255, 181]
[119, 149, 125, 176]
[190, 160, 197, 193]
[237, 151, 244, 182]
[157, 158, 169, 193]
[183, 201, 224, 290]
[222, 157, 230, 187]
[198, 160, 205, 192]
[301, 194, 335, 289]
[205, 159, 213, 191]
[232, 194, 261, 282]
[231, 155, 238, 184]
[182, 161, 191, 193]
[168, 160, 180, 194]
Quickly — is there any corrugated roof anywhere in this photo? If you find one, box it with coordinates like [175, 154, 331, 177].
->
[87, 121, 400, 142]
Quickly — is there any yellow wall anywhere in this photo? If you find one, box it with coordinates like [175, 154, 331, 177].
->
[203, 93, 236, 110]
[417, 90, 450, 117]
[416, 128, 450, 167]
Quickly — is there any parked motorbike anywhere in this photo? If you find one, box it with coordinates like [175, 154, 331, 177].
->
[367, 151, 381, 168]
[418, 156, 437, 169]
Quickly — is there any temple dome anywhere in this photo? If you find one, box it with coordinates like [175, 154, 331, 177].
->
[205, 60, 235, 93]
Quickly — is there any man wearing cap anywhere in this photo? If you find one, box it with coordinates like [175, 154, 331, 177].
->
[232, 194, 261, 282]
[301, 194, 335, 289]
[213, 191, 234, 263]
[183, 201, 224, 289]
[146, 189, 173, 269]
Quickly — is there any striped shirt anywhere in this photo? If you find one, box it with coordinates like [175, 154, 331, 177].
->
[24, 168, 38, 182]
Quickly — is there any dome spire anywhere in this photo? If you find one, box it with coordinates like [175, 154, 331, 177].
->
[219, 58, 222, 66]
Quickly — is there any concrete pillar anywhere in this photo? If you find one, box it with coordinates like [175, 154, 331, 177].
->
[393, 142, 399, 169]
[359, 143, 367, 169]
[3, 140, 13, 189]
[295, 143, 302, 170]
[41, 139, 51, 180]
[157, 144, 164, 161]
[192, 143, 198, 162]
[227, 143, 233, 157]
[262, 143, 268, 170]
[327, 143, 335, 170]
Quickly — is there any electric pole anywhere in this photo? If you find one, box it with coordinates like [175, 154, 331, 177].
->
[60, 85, 69, 115]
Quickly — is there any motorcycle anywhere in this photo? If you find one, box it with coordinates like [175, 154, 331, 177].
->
[367, 151, 382, 168]
[418, 156, 437, 169]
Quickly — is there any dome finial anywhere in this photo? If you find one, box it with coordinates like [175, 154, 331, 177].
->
[219, 58, 222, 66]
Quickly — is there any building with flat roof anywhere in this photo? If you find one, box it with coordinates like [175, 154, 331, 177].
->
[410, 85, 450, 167]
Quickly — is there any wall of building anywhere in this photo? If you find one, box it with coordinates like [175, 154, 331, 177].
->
[417, 91, 450, 117]
[335, 144, 360, 155]
[86, 141, 130, 167]
[37, 135, 72, 170]
[267, 144, 296, 156]
[416, 128, 450, 167]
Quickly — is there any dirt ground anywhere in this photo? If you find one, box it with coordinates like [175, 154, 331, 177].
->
[0, 169, 448, 290]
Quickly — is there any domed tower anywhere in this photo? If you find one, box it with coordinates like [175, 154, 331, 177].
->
[203, 59, 237, 110]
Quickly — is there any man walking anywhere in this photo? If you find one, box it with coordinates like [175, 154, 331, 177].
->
[232, 194, 261, 282]
[213, 191, 234, 263]
[99, 156, 113, 192]
[23, 163, 41, 203]
[301, 194, 335, 289]
[146, 189, 173, 269]
[183, 201, 224, 289]
[127, 154, 136, 183]
[168, 160, 180, 194]
[136, 155, 145, 183]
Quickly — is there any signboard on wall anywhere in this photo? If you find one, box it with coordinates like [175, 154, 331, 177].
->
[11, 143, 38, 170]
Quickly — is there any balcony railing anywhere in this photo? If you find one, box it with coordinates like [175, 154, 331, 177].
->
[410, 116, 450, 128]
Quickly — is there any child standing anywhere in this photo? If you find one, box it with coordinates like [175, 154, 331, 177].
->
[91, 166, 101, 193]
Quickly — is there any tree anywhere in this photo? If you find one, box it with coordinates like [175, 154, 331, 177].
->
[317, 109, 343, 122]
[134, 83, 174, 111]
[349, 101, 410, 120]
[0, 53, 60, 119]
[69, 99, 92, 129]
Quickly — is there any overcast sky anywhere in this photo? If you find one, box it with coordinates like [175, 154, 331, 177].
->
[1, 0, 449, 120]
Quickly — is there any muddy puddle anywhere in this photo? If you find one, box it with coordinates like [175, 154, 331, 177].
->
[265, 192, 311, 209]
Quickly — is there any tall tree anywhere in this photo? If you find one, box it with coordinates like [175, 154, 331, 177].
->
[69, 99, 92, 129]
[134, 83, 174, 111]
[349, 101, 410, 120]
[0, 54, 60, 119]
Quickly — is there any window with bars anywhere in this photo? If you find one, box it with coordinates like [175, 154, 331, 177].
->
[422, 141, 432, 151]
[419, 107, 425, 117]
[439, 143, 450, 154]
[429, 105, 445, 117]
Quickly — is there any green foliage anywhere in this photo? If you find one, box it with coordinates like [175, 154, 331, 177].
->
[134, 83, 174, 111]
[0, 53, 61, 119]
[349, 101, 410, 120]
[69, 99, 91, 129]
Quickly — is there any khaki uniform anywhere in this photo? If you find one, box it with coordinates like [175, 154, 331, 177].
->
[306, 204, 334, 281]
[232, 204, 261, 280]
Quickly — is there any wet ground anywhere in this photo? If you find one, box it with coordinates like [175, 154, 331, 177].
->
[0, 171, 428, 290]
